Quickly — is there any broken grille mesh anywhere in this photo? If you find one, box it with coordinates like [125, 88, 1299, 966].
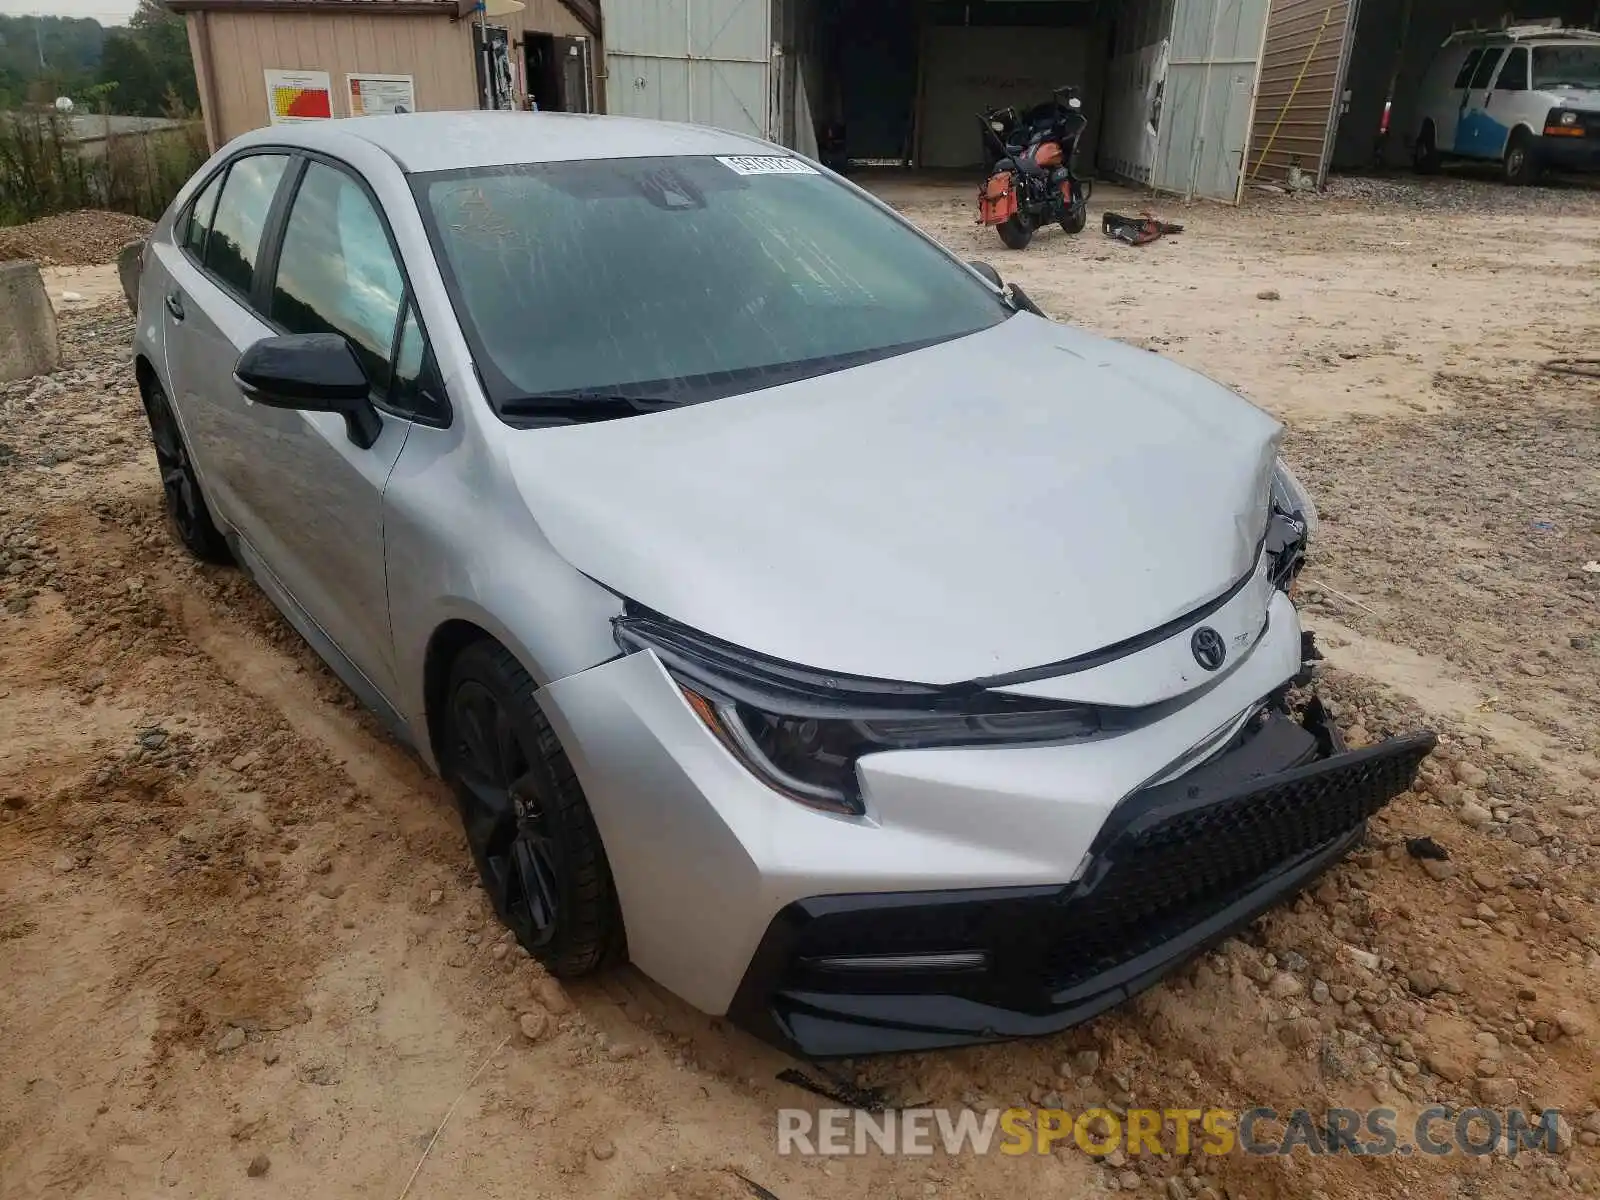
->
[1045, 736, 1433, 988]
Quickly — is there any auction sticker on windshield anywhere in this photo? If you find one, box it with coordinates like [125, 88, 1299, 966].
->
[717, 156, 818, 176]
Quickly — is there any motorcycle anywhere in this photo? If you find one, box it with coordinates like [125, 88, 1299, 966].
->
[976, 86, 1091, 251]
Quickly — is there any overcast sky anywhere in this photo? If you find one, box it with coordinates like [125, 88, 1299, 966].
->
[0, 0, 137, 24]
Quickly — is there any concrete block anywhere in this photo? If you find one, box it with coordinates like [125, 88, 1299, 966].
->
[117, 239, 145, 315]
[0, 259, 60, 383]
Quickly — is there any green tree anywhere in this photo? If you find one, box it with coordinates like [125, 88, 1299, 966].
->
[99, 32, 161, 115]
[126, 0, 199, 114]
[0, 15, 104, 107]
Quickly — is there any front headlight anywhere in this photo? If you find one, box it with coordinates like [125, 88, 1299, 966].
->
[1560, 111, 1580, 126]
[1267, 458, 1316, 590]
[1271, 457, 1318, 534]
[615, 612, 1115, 816]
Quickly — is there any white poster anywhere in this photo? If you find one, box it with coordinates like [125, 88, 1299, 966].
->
[265, 69, 333, 125]
[347, 73, 417, 117]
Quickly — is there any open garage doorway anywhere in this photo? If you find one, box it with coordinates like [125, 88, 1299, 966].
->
[774, 0, 1269, 202]
[1248, 1, 1600, 187]
[524, 32, 594, 113]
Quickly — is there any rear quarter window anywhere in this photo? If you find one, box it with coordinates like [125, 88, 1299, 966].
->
[182, 171, 225, 260]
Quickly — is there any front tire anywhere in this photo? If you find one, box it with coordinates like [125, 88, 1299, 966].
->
[1413, 123, 1441, 174]
[1503, 129, 1538, 185]
[997, 214, 1034, 250]
[140, 376, 230, 563]
[1060, 203, 1088, 235]
[442, 639, 622, 977]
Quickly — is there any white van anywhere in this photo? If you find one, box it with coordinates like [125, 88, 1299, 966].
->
[1412, 25, 1600, 183]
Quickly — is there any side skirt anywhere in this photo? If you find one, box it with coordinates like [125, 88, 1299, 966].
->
[226, 531, 416, 751]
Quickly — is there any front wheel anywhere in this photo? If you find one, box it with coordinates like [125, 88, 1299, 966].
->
[997, 214, 1034, 250]
[1060, 203, 1088, 235]
[442, 639, 622, 977]
[1503, 129, 1539, 185]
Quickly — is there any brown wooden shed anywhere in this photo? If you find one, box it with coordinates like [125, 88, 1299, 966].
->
[169, 0, 603, 151]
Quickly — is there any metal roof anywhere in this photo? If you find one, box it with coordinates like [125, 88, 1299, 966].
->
[165, 0, 600, 38]
[228, 110, 775, 173]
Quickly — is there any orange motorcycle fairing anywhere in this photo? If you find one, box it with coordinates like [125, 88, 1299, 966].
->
[1032, 141, 1063, 168]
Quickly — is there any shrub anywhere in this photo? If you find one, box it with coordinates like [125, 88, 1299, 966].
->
[0, 109, 207, 225]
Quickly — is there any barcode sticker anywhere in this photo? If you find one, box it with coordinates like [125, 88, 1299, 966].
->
[716, 155, 818, 176]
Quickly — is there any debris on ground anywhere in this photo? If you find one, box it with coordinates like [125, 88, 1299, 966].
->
[1542, 357, 1600, 380]
[1102, 210, 1185, 245]
[0, 209, 154, 267]
[1405, 835, 1450, 861]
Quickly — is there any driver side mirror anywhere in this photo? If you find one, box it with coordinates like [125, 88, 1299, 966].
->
[967, 260, 1004, 290]
[234, 333, 382, 449]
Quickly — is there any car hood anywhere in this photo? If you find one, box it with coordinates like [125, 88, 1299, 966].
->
[1552, 87, 1600, 108]
[503, 313, 1282, 685]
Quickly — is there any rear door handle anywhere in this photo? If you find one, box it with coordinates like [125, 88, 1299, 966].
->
[164, 292, 185, 321]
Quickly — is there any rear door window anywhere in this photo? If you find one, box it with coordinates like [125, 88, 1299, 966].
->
[206, 153, 291, 298]
[1453, 49, 1485, 89]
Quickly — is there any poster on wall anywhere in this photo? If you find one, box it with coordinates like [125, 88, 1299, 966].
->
[347, 73, 417, 117]
[265, 69, 333, 124]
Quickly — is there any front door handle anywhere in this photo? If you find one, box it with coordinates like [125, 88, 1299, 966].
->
[164, 292, 185, 321]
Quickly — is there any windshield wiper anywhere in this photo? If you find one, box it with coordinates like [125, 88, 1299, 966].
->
[499, 390, 684, 424]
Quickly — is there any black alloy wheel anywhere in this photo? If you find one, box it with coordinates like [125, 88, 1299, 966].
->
[141, 378, 230, 562]
[443, 640, 620, 976]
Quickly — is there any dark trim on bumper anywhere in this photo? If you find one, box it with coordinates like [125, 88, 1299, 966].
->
[727, 706, 1435, 1058]
[1536, 133, 1600, 171]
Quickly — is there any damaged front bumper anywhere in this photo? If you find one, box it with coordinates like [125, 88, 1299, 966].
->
[725, 700, 1435, 1058]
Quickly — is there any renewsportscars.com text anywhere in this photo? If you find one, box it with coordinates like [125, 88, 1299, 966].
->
[777, 1106, 1566, 1158]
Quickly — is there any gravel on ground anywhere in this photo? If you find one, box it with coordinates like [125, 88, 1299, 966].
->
[0, 209, 152, 268]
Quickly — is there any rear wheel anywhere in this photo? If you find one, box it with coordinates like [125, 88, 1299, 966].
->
[1412, 122, 1441, 174]
[140, 376, 230, 563]
[997, 214, 1035, 250]
[442, 639, 622, 977]
[1503, 129, 1538, 185]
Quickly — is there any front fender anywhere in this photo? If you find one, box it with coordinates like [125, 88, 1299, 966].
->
[383, 420, 624, 769]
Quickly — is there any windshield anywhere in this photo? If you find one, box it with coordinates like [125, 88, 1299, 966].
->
[1532, 45, 1600, 89]
[414, 155, 1009, 415]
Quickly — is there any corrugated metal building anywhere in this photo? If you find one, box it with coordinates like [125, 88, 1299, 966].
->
[171, 0, 602, 150]
[600, 0, 1280, 203]
[172, 0, 1582, 200]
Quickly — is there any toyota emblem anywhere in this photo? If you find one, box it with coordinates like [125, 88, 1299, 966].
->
[1191, 626, 1226, 671]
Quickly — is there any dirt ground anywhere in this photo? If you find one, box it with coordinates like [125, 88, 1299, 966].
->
[2, 175, 1598, 1200]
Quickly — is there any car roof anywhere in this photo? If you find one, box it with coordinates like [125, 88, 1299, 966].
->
[230, 111, 780, 174]
[1443, 26, 1600, 48]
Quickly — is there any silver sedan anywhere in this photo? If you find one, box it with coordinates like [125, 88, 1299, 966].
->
[132, 112, 1433, 1057]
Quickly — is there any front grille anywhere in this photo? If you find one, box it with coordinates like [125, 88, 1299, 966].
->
[1044, 732, 1434, 989]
